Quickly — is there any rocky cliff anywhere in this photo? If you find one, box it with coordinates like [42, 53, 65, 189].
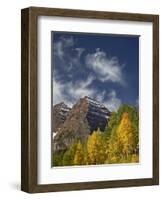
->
[52, 102, 71, 133]
[53, 96, 111, 152]
[86, 96, 111, 132]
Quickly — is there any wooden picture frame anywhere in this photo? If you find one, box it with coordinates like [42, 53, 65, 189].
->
[21, 7, 159, 193]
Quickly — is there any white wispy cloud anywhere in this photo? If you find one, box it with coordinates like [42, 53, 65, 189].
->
[96, 90, 121, 111]
[54, 36, 85, 72]
[53, 75, 95, 107]
[53, 37, 123, 111]
[53, 79, 65, 105]
[104, 90, 122, 111]
[75, 48, 85, 58]
[54, 36, 74, 60]
[53, 77, 121, 111]
[85, 48, 125, 85]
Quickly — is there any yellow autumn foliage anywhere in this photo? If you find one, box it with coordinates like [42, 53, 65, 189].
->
[116, 112, 137, 156]
[105, 112, 138, 164]
[53, 105, 139, 166]
[74, 141, 84, 165]
[87, 128, 106, 164]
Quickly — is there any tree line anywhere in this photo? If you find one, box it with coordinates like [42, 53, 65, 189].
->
[53, 104, 139, 166]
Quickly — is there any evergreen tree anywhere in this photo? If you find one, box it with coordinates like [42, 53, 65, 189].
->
[53, 104, 139, 166]
[53, 151, 64, 166]
[62, 142, 77, 166]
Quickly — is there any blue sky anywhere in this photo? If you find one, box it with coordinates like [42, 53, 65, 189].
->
[52, 31, 139, 111]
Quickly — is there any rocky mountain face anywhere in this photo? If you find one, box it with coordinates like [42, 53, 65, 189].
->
[53, 96, 111, 152]
[52, 102, 71, 132]
[86, 96, 111, 132]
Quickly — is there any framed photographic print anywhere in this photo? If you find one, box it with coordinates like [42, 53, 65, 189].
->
[21, 7, 159, 193]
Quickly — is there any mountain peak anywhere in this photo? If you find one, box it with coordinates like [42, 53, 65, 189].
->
[53, 97, 111, 152]
[53, 102, 71, 132]
[81, 96, 107, 110]
[54, 102, 69, 108]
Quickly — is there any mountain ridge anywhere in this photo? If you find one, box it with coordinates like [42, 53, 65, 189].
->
[53, 96, 111, 152]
